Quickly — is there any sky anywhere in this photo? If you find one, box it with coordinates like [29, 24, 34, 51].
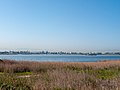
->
[0, 0, 120, 52]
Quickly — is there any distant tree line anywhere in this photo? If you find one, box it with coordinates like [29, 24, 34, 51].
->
[0, 51, 120, 55]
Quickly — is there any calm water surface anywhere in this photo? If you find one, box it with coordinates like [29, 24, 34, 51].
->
[0, 55, 120, 62]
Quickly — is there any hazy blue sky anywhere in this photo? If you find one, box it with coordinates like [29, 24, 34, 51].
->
[0, 0, 120, 52]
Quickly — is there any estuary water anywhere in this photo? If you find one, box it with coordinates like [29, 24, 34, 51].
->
[0, 55, 120, 62]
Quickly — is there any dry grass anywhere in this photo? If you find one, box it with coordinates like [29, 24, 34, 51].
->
[1, 59, 120, 90]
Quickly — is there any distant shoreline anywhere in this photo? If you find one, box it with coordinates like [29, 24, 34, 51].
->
[0, 51, 120, 56]
[0, 54, 120, 56]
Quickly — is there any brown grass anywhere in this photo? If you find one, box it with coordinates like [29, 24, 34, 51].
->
[0, 59, 120, 90]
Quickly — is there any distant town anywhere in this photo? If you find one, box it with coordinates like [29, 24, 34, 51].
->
[0, 51, 120, 55]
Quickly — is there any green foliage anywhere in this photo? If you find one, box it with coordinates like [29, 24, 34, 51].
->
[1, 84, 15, 90]
[66, 65, 120, 80]
[95, 69, 119, 79]
[15, 72, 32, 76]
[0, 74, 33, 90]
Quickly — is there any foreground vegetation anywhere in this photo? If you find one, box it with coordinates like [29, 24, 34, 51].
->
[0, 60, 120, 90]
